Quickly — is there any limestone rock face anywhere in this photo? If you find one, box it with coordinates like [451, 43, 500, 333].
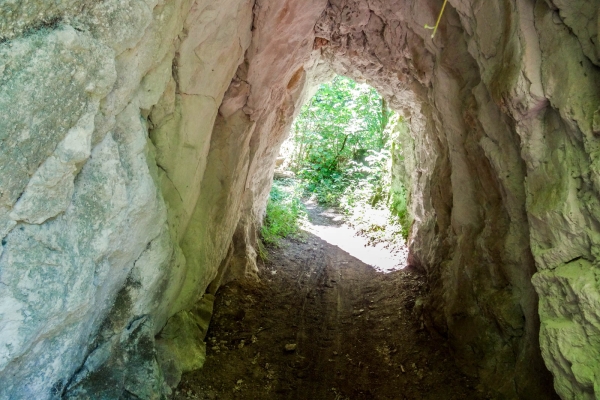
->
[1, 0, 600, 399]
[0, 0, 252, 397]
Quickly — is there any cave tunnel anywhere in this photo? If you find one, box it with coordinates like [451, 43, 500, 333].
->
[0, 0, 598, 399]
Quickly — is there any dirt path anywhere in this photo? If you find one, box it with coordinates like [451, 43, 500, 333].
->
[173, 204, 488, 400]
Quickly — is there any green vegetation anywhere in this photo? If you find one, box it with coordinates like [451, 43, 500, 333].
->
[261, 75, 410, 249]
[286, 76, 391, 205]
[260, 179, 306, 247]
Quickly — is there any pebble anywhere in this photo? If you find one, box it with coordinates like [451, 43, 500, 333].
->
[284, 343, 297, 352]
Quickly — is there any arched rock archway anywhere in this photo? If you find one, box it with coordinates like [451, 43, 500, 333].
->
[0, 0, 597, 399]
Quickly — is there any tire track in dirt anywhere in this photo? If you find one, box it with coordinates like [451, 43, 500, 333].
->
[173, 205, 489, 400]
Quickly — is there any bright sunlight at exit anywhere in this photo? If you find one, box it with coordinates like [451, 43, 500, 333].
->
[261, 76, 411, 272]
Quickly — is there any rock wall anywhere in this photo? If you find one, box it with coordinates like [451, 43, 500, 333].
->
[0, 0, 255, 397]
[313, 2, 550, 397]
[1, 0, 600, 399]
[0, 0, 324, 398]
[311, 1, 600, 398]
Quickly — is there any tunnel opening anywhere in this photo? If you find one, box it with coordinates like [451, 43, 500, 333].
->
[169, 65, 486, 397]
[264, 74, 410, 272]
[171, 67, 490, 398]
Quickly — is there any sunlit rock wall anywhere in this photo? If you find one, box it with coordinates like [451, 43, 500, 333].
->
[0, 0, 255, 397]
[1, 0, 600, 399]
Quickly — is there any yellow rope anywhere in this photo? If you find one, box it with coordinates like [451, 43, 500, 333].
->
[424, 0, 448, 39]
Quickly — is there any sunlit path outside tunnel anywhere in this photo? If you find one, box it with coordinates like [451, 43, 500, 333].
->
[302, 198, 408, 273]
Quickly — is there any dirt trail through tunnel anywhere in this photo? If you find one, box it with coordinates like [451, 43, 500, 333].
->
[174, 204, 488, 400]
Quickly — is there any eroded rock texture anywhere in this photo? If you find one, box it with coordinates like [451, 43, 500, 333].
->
[312, 2, 551, 397]
[0, 0, 599, 399]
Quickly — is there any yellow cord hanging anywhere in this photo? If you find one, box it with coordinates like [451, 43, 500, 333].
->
[424, 0, 448, 39]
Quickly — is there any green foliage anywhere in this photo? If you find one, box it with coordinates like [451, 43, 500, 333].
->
[280, 75, 411, 241]
[256, 240, 268, 262]
[287, 76, 392, 206]
[260, 179, 306, 247]
[390, 183, 410, 240]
